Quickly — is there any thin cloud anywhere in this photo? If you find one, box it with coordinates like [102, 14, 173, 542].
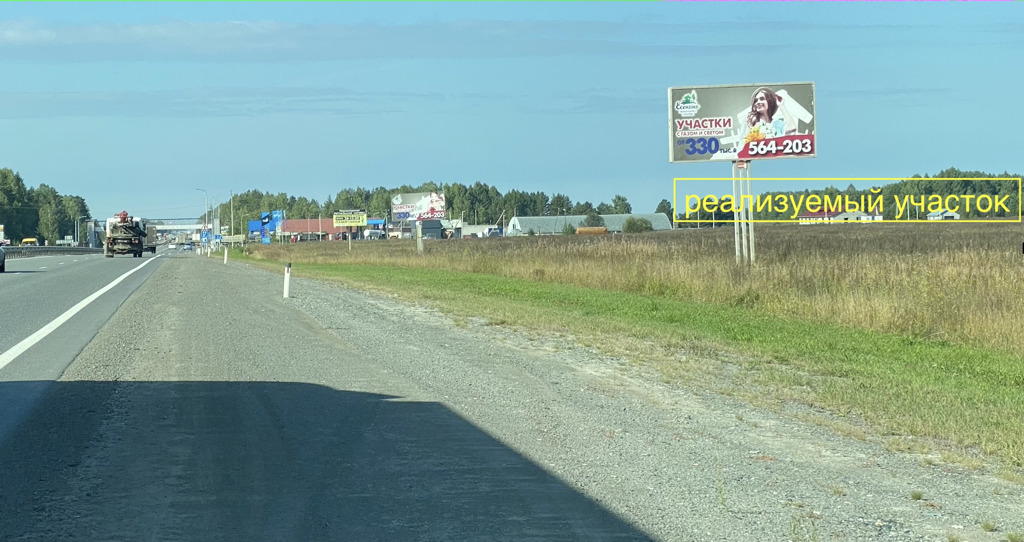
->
[0, 18, 958, 63]
[0, 85, 672, 119]
[0, 87, 441, 118]
[831, 87, 954, 106]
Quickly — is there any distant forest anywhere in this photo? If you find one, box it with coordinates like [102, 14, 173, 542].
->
[675, 167, 1021, 225]
[752, 167, 1021, 221]
[2, 166, 1019, 244]
[0, 168, 90, 245]
[217, 167, 1020, 229]
[216, 182, 644, 230]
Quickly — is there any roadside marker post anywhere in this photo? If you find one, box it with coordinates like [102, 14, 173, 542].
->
[284, 262, 291, 299]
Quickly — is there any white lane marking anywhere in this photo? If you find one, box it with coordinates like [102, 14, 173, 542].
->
[0, 256, 161, 371]
[39, 267, 47, 269]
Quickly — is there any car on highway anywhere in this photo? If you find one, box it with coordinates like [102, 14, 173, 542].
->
[168, 243, 177, 249]
[183, 243, 193, 251]
[0, 244, 5, 272]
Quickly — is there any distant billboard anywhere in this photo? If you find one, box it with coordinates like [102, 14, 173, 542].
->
[391, 192, 445, 220]
[668, 82, 816, 163]
[333, 210, 368, 227]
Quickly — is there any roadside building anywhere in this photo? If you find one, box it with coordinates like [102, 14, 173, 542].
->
[279, 218, 387, 241]
[796, 209, 845, 225]
[926, 209, 961, 220]
[506, 213, 672, 236]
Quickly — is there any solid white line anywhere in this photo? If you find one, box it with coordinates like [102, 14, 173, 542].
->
[0, 256, 161, 371]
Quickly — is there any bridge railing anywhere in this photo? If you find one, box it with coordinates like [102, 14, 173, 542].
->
[2, 246, 104, 260]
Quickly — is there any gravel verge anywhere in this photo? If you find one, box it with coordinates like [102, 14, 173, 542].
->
[270, 258, 1023, 542]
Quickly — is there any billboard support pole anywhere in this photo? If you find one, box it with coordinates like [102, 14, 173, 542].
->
[416, 221, 424, 254]
[734, 160, 754, 266]
[745, 161, 755, 264]
[740, 165, 749, 264]
[732, 161, 741, 265]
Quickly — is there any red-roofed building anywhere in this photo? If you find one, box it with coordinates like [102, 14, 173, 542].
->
[277, 218, 387, 241]
[797, 207, 883, 225]
[796, 208, 845, 225]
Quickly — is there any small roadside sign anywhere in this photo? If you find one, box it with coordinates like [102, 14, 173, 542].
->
[333, 210, 368, 227]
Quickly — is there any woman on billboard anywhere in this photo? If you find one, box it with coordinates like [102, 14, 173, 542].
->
[743, 87, 798, 143]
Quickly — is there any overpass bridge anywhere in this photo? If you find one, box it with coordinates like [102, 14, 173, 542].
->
[146, 218, 216, 233]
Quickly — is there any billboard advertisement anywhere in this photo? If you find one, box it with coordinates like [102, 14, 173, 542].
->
[391, 192, 445, 220]
[668, 82, 816, 163]
[333, 210, 368, 227]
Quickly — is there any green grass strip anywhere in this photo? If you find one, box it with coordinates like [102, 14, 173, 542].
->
[279, 260, 1024, 467]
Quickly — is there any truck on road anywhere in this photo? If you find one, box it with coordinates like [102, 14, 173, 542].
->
[104, 211, 151, 258]
[144, 225, 158, 254]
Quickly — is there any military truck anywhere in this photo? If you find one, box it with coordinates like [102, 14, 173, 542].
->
[144, 225, 158, 254]
[104, 211, 149, 258]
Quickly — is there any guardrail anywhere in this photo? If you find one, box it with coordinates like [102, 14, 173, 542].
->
[2, 246, 104, 260]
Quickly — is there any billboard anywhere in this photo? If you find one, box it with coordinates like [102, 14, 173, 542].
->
[333, 210, 368, 227]
[391, 192, 445, 220]
[668, 82, 816, 163]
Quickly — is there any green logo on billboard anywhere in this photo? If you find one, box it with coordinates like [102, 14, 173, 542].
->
[674, 90, 701, 117]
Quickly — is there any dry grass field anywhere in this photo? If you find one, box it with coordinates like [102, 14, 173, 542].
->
[242, 221, 1024, 471]
[252, 222, 1024, 356]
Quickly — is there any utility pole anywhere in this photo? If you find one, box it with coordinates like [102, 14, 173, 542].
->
[77, 215, 87, 246]
[196, 188, 208, 248]
[196, 189, 208, 229]
[230, 191, 234, 237]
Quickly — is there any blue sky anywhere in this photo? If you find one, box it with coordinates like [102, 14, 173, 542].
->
[1, 2, 1021, 221]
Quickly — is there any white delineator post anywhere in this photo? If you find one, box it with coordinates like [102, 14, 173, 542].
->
[223, 247, 228, 265]
[284, 262, 291, 299]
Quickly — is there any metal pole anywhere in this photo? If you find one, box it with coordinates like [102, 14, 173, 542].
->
[745, 162, 755, 264]
[416, 221, 424, 254]
[230, 191, 234, 237]
[196, 188, 208, 246]
[741, 161, 749, 262]
[732, 162, 741, 264]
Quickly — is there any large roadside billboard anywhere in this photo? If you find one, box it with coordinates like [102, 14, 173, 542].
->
[391, 192, 446, 220]
[668, 82, 816, 163]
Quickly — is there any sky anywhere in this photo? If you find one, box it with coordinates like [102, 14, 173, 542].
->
[1, 2, 1022, 221]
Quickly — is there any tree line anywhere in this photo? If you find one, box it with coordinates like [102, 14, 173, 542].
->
[0, 168, 90, 245]
[4, 166, 1015, 244]
[215, 182, 648, 230]
[673, 167, 1022, 225]
[753, 167, 1021, 221]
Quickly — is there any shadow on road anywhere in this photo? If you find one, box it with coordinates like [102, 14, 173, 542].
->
[0, 380, 655, 541]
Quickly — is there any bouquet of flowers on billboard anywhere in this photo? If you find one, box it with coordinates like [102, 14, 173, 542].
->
[735, 86, 813, 160]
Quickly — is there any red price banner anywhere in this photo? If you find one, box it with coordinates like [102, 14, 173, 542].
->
[738, 135, 815, 160]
